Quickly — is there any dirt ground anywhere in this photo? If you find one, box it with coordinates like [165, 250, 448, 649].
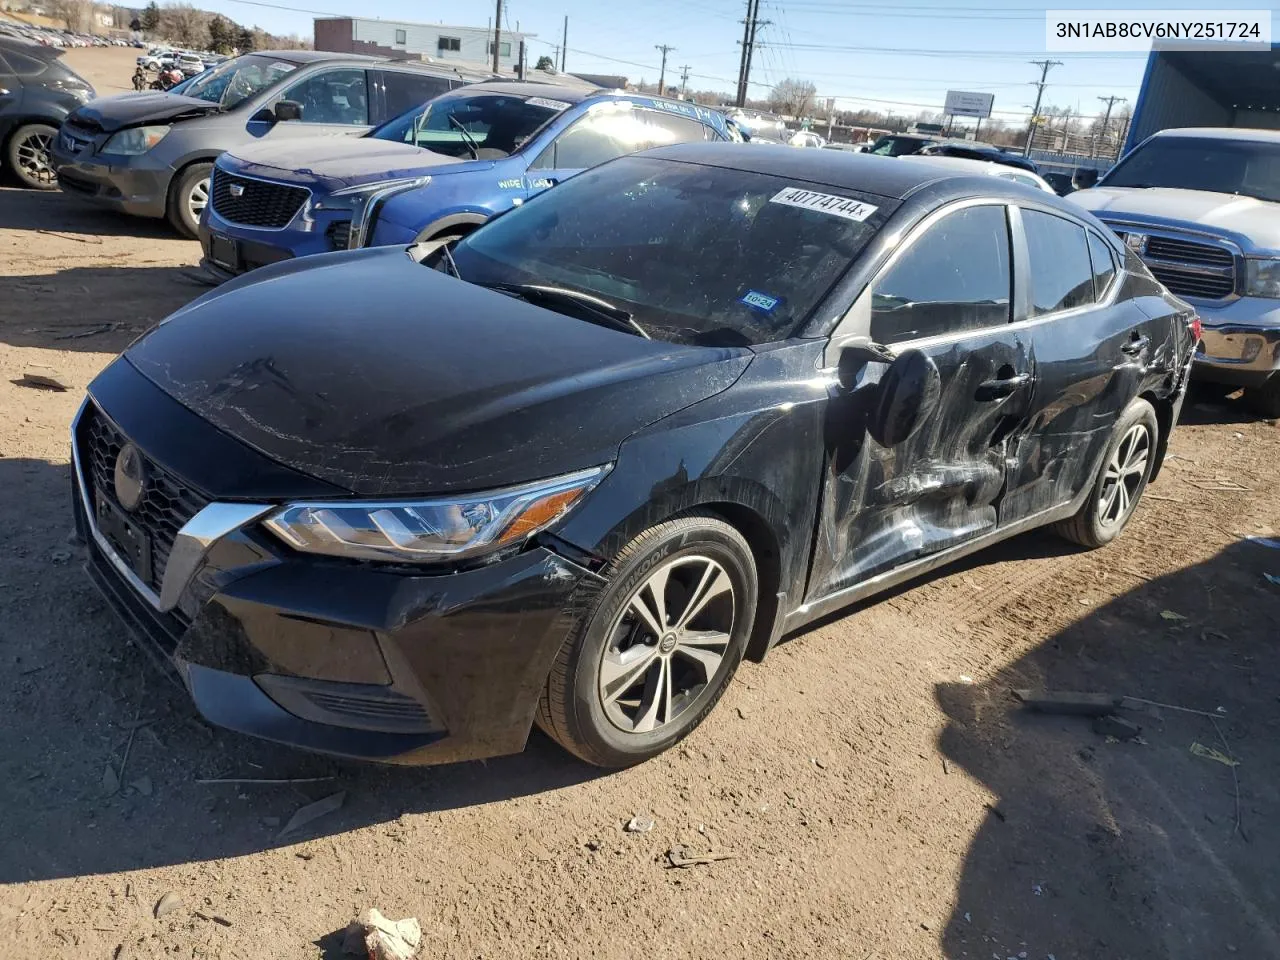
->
[2, 47, 1279, 960]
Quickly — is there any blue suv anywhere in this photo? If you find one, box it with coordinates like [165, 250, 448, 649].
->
[200, 81, 731, 276]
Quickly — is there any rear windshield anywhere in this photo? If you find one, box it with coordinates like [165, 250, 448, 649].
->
[372, 92, 565, 158]
[450, 155, 894, 346]
[182, 53, 297, 109]
[869, 135, 930, 157]
[1103, 135, 1280, 203]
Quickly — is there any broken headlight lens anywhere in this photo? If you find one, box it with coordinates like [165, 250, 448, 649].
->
[264, 465, 608, 563]
[1244, 258, 1280, 299]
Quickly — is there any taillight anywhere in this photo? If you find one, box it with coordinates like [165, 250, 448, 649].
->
[1189, 314, 1203, 343]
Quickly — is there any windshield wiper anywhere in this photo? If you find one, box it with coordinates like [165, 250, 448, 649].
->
[439, 243, 461, 279]
[448, 115, 481, 159]
[480, 283, 650, 338]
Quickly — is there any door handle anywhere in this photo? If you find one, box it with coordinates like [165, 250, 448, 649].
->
[975, 372, 1032, 401]
[1120, 335, 1150, 356]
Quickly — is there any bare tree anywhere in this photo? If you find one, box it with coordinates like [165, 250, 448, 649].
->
[48, 0, 93, 32]
[159, 3, 209, 49]
[768, 77, 817, 119]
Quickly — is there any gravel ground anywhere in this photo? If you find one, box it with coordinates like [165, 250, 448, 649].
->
[1, 46, 1278, 960]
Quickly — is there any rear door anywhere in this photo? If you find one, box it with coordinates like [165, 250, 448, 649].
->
[807, 201, 1037, 599]
[370, 69, 454, 126]
[0, 50, 22, 120]
[998, 207, 1161, 524]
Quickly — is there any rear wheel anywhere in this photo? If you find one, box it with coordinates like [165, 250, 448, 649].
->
[166, 162, 212, 238]
[536, 513, 758, 767]
[1244, 374, 1280, 419]
[1054, 397, 1158, 548]
[6, 123, 58, 189]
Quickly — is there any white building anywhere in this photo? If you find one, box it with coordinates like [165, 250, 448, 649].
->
[314, 17, 532, 73]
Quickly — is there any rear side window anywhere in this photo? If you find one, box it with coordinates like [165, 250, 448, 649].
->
[0, 47, 49, 76]
[379, 71, 452, 123]
[644, 109, 716, 143]
[1087, 230, 1118, 300]
[870, 204, 1011, 344]
[1022, 209, 1095, 316]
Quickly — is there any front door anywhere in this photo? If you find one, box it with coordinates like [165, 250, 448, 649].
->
[807, 202, 1037, 600]
[247, 67, 374, 141]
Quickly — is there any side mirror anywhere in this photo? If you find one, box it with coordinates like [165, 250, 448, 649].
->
[867, 348, 941, 447]
[274, 99, 303, 123]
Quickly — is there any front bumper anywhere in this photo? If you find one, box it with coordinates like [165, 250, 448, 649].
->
[1189, 297, 1280, 388]
[51, 144, 170, 219]
[199, 207, 345, 278]
[73, 397, 601, 766]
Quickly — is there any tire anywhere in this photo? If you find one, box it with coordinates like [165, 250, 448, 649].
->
[536, 512, 758, 768]
[1244, 374, 1280, 419]
[6, 123, 58, 190]
[166, 162, 212, 238]
[1054, 397, 1159, 548]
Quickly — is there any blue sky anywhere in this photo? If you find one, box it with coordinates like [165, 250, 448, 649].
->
[193, 0, 1205, 125]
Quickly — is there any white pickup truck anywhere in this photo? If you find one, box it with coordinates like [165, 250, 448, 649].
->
[1071, 127, 1280, 416]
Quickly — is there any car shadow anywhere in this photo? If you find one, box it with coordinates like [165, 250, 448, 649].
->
[0, 185, 184, 239]
[1179, 384, 1274, 426]
[0, 455, 606, 888]
[936, 539, 1280, 959]
[0, 265, 210, 353]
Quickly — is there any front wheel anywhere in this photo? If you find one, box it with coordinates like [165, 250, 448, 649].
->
[6, 123, 58, 190]
[1054, 397, 1158, 548]
[166, 162, 212, 238]
[536, 513, 758, 767]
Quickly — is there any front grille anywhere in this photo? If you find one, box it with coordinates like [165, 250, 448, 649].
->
[1146, 265, 1236, 300]
[210, 168, 308, 228]
[58, 172, 98, 195]
[1106, 223, 1238, 301]
[78, 404, 210, 593]
[303, 689, 433, 730]
[326, 219, 351, 250]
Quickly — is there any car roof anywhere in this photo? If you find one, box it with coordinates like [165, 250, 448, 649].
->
[253, 49, 385, 64]
[1152, 126, 1280, 144]
[464, 80, 594, 103]
[899, 155, 1051, 189]
[644, 141, 1009, 199]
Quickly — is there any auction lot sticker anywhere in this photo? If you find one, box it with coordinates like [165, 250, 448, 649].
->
[770, 187, 878, 222]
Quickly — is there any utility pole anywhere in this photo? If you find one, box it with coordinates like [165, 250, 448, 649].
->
[1096, 94, 1126, 159]
[491, 0, 503, 73]
[734, 0, 769, 107]
[655, 44, 674, 97]
[1023, 58, 1061, 157]
[561, 15, 567, 72]
[742, 6, 768, 107]
[679, 64, 691, 97]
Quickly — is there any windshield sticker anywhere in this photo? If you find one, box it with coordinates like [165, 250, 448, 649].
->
[740, 290, 781, 312]
[769, 187, 878, 222]
[526, 96, 571, 111]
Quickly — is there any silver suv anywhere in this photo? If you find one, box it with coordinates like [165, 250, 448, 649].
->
[1071, 127, 1280, 416]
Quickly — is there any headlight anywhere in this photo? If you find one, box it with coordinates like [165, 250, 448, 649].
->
[1244, 258, 1280, 299]
[310, 176, 430, 248]
[264, 465, 608, 563]
[101, 125, 169, 155]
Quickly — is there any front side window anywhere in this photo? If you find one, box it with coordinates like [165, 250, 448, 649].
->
[279, 68, 368, 125]
[371, 92, 564, 158]
[379, 71, 452, 121]
[450, 156, 893, 346]
[532, 106, 710, 171]
[1022, 209, 1095, 316]
[183, 53, 296, 109]
[870, 204, 1011, 343]
[645, 109, 717, 143]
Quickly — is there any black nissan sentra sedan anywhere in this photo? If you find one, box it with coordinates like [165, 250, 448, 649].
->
[73, 144, 1199, 768]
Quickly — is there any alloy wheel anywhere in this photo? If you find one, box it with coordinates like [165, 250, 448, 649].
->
[187, 176, 210, 224]
[598, 555, 736, 734]
[15, 130, 55, 185]
[1098, 423, 1150, 526]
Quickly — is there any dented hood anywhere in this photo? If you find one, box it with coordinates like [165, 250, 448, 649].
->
[227, 136, 467, 190]
[124, 248, 751, 497]
[1070, 186, 1280, 256]
[67, 91, 220, 132]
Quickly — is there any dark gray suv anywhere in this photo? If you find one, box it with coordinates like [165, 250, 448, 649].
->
[50, 50, 480, 236]
[0, 37, 95, 189]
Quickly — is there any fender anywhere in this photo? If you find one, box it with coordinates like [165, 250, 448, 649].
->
[412, 209, 493, 242]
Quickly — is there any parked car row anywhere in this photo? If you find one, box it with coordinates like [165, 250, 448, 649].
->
[0, 20, 132, 50]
